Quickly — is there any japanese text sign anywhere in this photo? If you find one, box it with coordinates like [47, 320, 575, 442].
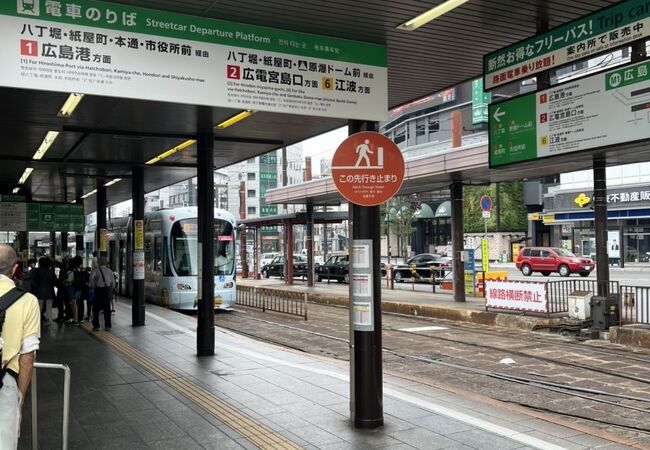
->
[484, 0, 650, 89]
[1, 0, 388, 121]
[489, 60, 650, 167]
[332, 132, 404, 206]
[485, 280, 548, 313]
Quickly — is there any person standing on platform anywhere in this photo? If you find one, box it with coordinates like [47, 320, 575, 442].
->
[30, 257, 56, 324]
[71, 256, 88, 322]
[90, 257, 114, 332]
[0, 244, 40, 450]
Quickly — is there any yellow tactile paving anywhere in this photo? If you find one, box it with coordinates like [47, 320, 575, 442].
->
[83, 324, 303, 450]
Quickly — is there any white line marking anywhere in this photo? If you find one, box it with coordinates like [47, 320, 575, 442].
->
[398, 326, 448, 332]
[134, 306, 570, 450]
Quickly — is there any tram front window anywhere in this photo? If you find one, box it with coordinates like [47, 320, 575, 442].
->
[171, 219, 235, 277]
[214, 221, 234, 275]
[171, 220, 198, 276]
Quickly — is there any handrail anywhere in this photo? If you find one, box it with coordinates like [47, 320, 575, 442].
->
[31, 362, 71, 450]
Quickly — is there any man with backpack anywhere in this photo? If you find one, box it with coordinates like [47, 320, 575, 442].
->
[0, 244, 40, 449]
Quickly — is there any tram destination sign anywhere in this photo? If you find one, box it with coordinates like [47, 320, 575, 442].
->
[489, 59, 650, 168]
[484, 0, 650, 89]
[0, 0, 387, 121]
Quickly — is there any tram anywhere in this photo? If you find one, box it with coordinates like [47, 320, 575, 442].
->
[85, 207, 236, 310]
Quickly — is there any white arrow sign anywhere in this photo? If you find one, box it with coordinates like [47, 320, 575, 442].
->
[493, 106, 505, 122]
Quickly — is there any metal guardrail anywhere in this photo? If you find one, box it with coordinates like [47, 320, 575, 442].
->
[31, 362, 71, 450]
[546, 279, 619, 314]
[237, 285, 308, 320]
[619, 285, 650, 325]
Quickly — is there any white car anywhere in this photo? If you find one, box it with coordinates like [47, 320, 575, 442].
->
[259, 252, 280, 268]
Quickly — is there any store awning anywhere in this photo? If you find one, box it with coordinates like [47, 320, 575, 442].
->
[434, 201, 452, 218]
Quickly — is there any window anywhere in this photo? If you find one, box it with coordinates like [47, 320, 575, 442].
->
[540, 250, 550, 258]
[248, 206, 256, 215]
[247, 158, 256, 163]
[394, 126, 406, 144]
[428, 117, 440, 135]
[247, 189, 256, 198]
[247, 173, 256, 181]
[416, 119, 426, 137]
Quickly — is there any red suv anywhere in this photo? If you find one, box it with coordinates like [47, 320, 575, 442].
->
[516, 247, 594, 277]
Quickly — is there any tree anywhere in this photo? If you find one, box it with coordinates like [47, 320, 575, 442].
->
[462, 182, 527, 233]
[382, 195, 418, 262]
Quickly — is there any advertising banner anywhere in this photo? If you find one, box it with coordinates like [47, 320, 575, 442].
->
[134, 219, 144, 250]
[485, 280, 548, 313]
[1, 0, 387, 121]
[133, 250, 145, 280]
[484, 0, 650, 89]
[490, 60, 650, 167]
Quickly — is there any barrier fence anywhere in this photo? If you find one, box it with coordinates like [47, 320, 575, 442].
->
[237, 285, 308, 320]
[31, 362, 71, 450]
[546, 279, 619, 314]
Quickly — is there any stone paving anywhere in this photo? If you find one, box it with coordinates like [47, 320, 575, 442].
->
[15, 301, 638, 450]
[220, 301, 650, 447]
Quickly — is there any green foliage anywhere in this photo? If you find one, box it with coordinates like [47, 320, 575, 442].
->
[382, 195, 417, 262]
[462, 182, 527, 233]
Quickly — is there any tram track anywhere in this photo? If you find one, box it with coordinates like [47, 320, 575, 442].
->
[220, 307, 650, 436]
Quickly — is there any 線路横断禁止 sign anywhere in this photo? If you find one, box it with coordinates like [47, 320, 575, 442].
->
[0, 0, 387, 121]
[485, 280, 548, 314]
[0, 200, 84, 232]
[489, 59, 650, 167]
[483, 0, 650, 89]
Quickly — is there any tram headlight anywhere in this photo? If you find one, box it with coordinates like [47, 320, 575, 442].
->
[223, 281, 234, 289]
[176, 283, 192, 291]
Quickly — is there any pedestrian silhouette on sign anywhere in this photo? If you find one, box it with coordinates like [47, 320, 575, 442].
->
[355, 139, 373, 167]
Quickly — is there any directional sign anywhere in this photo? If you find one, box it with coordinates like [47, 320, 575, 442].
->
[489, 59, 650, 167]
[332, 132, 405, 206]
[480, 195, 493, 212]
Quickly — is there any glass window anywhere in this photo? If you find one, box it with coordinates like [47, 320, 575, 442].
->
[394, 127, 406, 144]
[248, 206, 256, 215]
[214, 219, 235, 275]
[171, 220, 198, 276]
[247, 158, 256, 163]
[247, 173, 256, 181]
[416, 119, 426, 137]
[247, 189, 256, 198]
[540, 250, 550, 258]
[428, 117, 440, 136]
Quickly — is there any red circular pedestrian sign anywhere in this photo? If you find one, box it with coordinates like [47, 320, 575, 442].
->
[332, 132, 405, 206]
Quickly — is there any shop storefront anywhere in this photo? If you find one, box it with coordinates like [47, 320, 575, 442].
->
[541, 185, 650, 267]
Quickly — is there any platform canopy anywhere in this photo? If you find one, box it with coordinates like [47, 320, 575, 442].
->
[0, 0, 618, 212]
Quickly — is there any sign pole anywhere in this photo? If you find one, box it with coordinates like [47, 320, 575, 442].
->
[480, 195, 492, 274]
[346, 120, 383, 429]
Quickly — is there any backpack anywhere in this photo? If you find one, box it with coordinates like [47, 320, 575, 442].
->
[73, 269, 88, 290]
[0, 288, 26, 389]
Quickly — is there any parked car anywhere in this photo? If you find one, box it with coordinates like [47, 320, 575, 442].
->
[259, 252, 280, 268]
[315, 254, 387, 283]
[261, 255, 307, 279]
[515, 247, 594, 277]
[315, 254, 349, 283]
[392, 253, 451, 282]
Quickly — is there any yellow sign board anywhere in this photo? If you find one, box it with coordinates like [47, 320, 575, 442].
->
[542, 214, 555, 224]
[481, 238, 489, 273]
[574, 193, 591, 208]
[464, 270, 475, 295]
[134, 220, 144, 250]
[99, 228, 108, 252]
[527, 212, 542, 221]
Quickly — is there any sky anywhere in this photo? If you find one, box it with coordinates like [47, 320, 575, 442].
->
[299, 126, 348, 176]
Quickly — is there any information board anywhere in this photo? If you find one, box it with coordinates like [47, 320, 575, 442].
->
[0, 200, 84, 231]
[484, 0, 650, 89]
[0, 0, 387, 121]
[489, 60, 650, 167]
[351, 239, 374, 331]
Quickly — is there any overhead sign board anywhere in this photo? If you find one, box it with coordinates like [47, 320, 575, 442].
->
[0, 0, 388, 121]
[484, 0, 650, 89]
[332, 131, 405, 207]
[471, 79, 491, 124]
[0, 200, 84, 231]
[489, 59, 650, 167]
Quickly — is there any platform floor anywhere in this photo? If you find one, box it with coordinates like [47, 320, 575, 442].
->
[19, 300, 633, 450]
